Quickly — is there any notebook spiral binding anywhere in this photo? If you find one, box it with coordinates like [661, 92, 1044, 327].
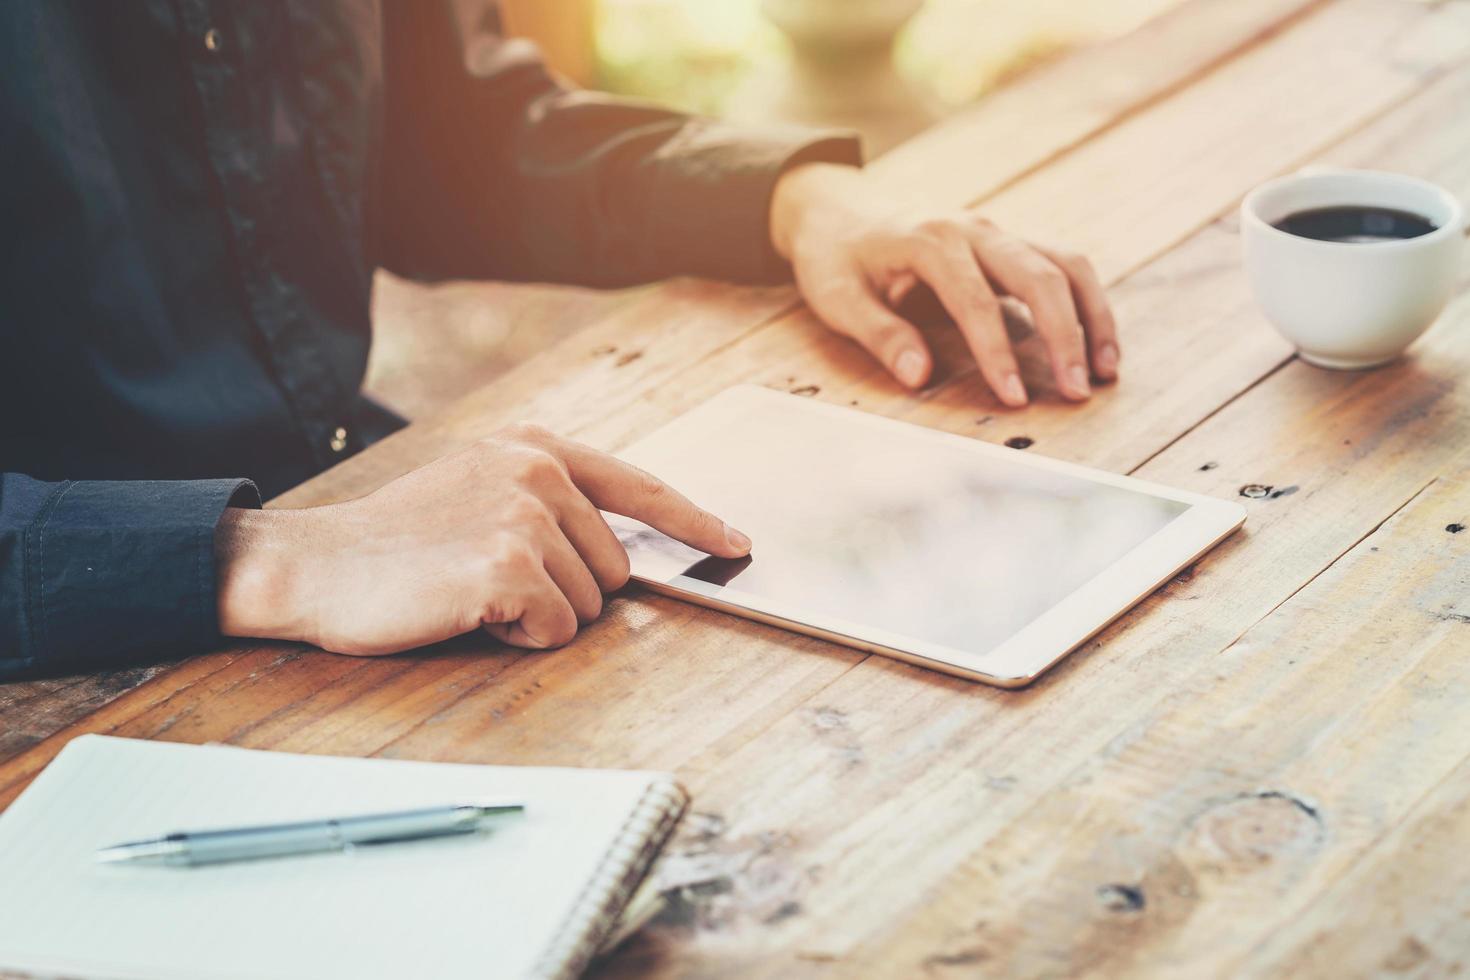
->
[533, 778, 690, 980]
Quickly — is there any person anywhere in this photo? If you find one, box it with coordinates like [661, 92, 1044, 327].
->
[0, 2, 1119, 681]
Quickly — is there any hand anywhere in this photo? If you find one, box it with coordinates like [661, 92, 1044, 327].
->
[769, 162, 1119, 407]
[215, 423, 751, 655]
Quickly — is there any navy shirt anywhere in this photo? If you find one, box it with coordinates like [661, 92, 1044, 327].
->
[0, 0, 859, 679]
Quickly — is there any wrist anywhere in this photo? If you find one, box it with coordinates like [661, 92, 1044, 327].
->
[769, 161, 864, 261]
[215, 507, 317, 643]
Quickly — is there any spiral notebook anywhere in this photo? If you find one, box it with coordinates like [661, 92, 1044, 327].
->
[0, 735, 687, 980]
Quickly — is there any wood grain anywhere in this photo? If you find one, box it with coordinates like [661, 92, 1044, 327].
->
[363, 271, 638, 421]
[850, 466, 1470, 977]
[0, 664, 176, 763]
[866, 0, 1328, 205]
[1244, 678, 1470, 978]
[601, 62, 1470, 974]
[874, 444, 1469, 971]
[598, 310, 1470, 976]
[973, 0, 1470, 284]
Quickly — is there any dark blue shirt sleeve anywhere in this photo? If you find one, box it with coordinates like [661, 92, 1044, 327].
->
[0, 474, 260, 680]
[377, 5, 864, 288]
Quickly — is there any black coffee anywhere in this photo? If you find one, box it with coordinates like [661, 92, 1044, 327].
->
[1272, 205, 1438, 243]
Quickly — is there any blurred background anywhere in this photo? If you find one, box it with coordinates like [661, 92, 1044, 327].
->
[503, 0, 1182, 153]
[371, 0, 1183, 418]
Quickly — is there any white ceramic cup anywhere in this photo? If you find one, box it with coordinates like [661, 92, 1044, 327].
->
[1240, 169, 1466, 369]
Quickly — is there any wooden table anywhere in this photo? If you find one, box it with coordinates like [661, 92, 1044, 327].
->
[5, 0, 1470, 974]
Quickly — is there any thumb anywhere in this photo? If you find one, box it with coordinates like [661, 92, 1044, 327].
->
[812, 280, 932, 389]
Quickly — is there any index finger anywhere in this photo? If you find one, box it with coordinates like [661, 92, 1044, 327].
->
[555, 439, 752, 558]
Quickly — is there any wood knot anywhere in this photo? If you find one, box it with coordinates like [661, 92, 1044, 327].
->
[923, 947, 990, 969]
[1199, 461, 1219, 471]
[1240, 484, 1299, 500]
[1447, 523, 1465, 534]
[1187, 791, 1324, 868]
[1096, 883, 1146, 913]
[1382, 935, 1431, 972]
[808, 706, 849, 731]
[789, 384, 821, 397]
[805, 706, 862, 767]
[1004, 436, 1033, 450]
[764, 900, 802, 924]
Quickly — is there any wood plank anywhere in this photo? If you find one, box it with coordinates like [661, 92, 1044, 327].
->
[1244, 739, 1470, 978]
[0, 663, 176, 762]
[363, 271, 638, 420]
[0, 0, 1337, 760]
[853, 462, 1470, 977]
[865, 0, 1326, 204]
[598, 66, 1470, 973]
[974, 0, 1470, 284]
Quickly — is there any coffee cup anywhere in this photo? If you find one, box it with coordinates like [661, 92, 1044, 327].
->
[1240, 168, 1465, 369]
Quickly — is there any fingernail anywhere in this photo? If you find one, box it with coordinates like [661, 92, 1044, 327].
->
[1097, 343, 1119, 376]
[1066, 364, 1091, 397]
[895, 349, 926, 388]
[725, 525, 752, 552]
[1001, 373, 1028, 406]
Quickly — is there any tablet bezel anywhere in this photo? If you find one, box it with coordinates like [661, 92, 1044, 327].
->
[618, 386, 1245, 688]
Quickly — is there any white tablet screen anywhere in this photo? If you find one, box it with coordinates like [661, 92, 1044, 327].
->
[610, 388, 1191, 657]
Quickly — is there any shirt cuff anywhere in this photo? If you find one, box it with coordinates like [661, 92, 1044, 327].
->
[644, 123, 863, 285]
[23, 478, 260, 675]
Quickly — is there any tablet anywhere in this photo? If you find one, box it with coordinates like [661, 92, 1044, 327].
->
[607, 386, 1244, 687]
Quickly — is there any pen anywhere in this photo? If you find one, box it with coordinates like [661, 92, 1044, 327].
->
[95, 802, 525, 867]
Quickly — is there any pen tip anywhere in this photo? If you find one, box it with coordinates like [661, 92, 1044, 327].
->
[94, 839, 185, 865]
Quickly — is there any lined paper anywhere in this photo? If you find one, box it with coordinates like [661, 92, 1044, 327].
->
[0, 736, 668, 980]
